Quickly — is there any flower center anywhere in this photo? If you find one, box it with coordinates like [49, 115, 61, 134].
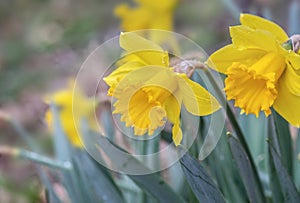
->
[111, 67, 179, 136]
[128, 86, 168, 135]
[225, 52, 286, 117]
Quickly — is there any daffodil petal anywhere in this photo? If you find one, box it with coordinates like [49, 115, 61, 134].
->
[45, 82, 95, 148]
[120, 32, 164, 52]
[179, 75, 221, 116]
[206, 44, 266, 73]
[273, 77, 300, 127]
[136, 0, 178, 11]
[280, 64, 300, 96]
[286, 51, 300, 70]
[114, 3, 130, 17]
[103, 60, 144, 87]
[240, 13, 288, 42]
[115, 6, 150, 31]
[230, 25, 279, 52]
[120, 32, 169, 66]
[163, 90, 183, 146]
[149, 14, 174, 46]
[164, 93, 181, 124]
[150, 14, 173, 30]
[172, 119, 182, 146]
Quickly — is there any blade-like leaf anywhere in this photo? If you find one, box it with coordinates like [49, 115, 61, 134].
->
[81, 127, 184, 203]
[269, 144, 300, 203]
[268, 117, 284, 203]
[294, 130, 300, 191]
[272, 111, 293, 176]
[205, 130, 248, 203]
[228, 135, 265, 203]
[9, 118, 62, 203]
[129, 174, 185, 203]
[50, 103, 72, 161]
[180, 152, 225, 203]
[72, 150, 125, 203]
[16, 149, 71, 170]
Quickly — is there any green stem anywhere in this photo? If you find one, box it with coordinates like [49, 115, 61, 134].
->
[8, 118, 41, 152]
[203, 68, 247, 148]
[270, 109, 293, 177]
[17, 148, 72, 170]
[202, 67, 266, 200]
[0, 145, 72, 170]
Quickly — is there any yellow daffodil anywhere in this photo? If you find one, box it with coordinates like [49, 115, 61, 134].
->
[207, 13, 300, 126]
[114, 0, 178, 49]
[104, 32, 220, 146]
[45, 80, 96, 148]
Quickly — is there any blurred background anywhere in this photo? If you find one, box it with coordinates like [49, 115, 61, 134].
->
[0, 0, 298, 202]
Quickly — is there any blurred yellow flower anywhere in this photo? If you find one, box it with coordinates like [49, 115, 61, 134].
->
[104, 32, 220, 146]
[45, 81, 96, 148]
[114, 0, 178, 47]
[207, 14, 300, 126]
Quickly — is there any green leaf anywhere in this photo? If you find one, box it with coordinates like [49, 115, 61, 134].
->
[82, 129, 184, 203]
[180, 152, 225, 203]
[269, 144, 300, 203]
[61, 160, 89, 203]
[44, 188, 62, 203]
[72, 150, 125, 203]
[9, 118, 41, 152]
[205, 130, 248, 203]
[294, 130, 300, 191]
[203, 68, 264, 199]
[17, 149, 71, 170]
[228, 135, 265, 203]
[129, 174, 185, 203]
[239, 114, 268, 172]
[268, 118, 284, 203]
[8, 118, 62, 203]
[50, 103, 72, 161]
[272, 111, 293, 176]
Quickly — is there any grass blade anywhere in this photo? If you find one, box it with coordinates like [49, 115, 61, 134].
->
[72, 150, 125, 203]
[129, 174, 185, 203]
[228, 135, 265, 203]
[272, 111, 293, 176]
[295, 129, 300, 191]
[180, 151, 225, 203]
[269, 144, 300, 202]
[82, 129, 184, 202]
[268, 117, 284, 202]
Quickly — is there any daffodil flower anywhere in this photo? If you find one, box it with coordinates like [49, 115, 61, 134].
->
[207, 13, 300, 127]
[45, 80, 96, 148]
[104, 32, 220, 146]
[114, 0, 178, 51]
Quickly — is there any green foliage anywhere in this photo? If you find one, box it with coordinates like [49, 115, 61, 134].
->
[180, 152, 225, 203]
[228, 135, 265, 203]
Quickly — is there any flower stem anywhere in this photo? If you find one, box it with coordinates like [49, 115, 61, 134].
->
[0, 145, 72, 170]
[202, 68, 248, 149]
[17, 148, 73, 170]
[192, 62, 265, 200]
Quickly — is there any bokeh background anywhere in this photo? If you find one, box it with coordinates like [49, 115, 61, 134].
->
[0, 0, 299, 202]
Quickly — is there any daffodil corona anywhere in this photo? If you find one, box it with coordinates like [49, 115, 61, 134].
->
[104, 32, 220, 146]
[45, 80, 96, 148]
[207, 14, 300, 126]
